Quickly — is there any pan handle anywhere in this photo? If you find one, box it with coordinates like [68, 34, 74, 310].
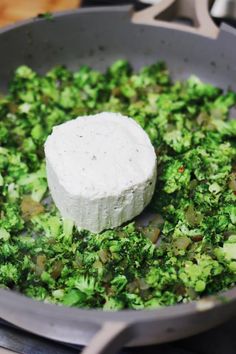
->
[81, 322, 133, 354]
[132, 0, 219, 38]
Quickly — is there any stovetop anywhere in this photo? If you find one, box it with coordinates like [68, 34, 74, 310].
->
[1, 316, 236, 354]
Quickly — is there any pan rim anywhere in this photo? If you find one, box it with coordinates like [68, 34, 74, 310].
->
[0, 285, 236, 324]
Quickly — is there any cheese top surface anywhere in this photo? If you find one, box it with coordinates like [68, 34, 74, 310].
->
[45, 112, 156, 199]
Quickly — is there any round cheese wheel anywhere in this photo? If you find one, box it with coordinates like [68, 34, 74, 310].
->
[44, 112, 157, 233]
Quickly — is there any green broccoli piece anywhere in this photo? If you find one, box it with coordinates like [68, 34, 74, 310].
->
[161, 160, 191, 193]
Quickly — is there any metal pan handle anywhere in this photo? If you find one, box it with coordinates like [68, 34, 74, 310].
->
[132, 0, 219, 38]
[81, 322, 133, 354]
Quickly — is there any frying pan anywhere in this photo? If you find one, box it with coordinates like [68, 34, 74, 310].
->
[0, 1, 236, 353]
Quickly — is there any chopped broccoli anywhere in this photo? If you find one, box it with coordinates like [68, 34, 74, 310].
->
[0, 60, 236, 309]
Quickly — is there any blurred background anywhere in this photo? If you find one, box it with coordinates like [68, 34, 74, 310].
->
[0, 0, 145, 27]
[1, 0, 236, 28]
[0, 0, 81, 27]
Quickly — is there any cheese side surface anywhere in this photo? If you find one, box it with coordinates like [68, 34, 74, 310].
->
[44, 112, 157, 233]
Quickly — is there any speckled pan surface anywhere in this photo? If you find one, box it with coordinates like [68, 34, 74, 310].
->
[0, 4, 236, 354]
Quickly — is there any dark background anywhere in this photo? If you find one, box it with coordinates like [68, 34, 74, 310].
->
[82, 0, 146, 10]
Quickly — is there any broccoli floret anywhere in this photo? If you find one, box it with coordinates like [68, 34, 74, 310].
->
[163, 129, 192, 153]
[161, 160, 191, 193]
[0, 264, 19, 284]
[0, 203, 24, 232]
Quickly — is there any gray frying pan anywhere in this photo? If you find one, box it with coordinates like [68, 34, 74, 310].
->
[0, 1, 236, 353]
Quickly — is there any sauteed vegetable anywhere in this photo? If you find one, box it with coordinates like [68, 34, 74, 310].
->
[0, 60, 236, 309]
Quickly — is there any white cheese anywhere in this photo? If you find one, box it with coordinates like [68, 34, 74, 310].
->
[44, 112, 157, 233]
